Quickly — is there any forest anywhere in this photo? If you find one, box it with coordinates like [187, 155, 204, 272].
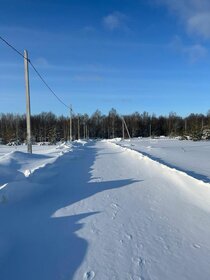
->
[0, 108, 210, 144]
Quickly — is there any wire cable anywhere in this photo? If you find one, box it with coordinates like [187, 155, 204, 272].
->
[29, 61, 70, 109]
[0, 34, 70, 110]
[0, 35, 25, 59]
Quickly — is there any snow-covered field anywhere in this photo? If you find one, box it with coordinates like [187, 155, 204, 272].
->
[1, 139, 210, 280]
[116, 137, 210, 183]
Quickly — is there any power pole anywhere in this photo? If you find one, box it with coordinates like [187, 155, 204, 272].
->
[112, 119, 115, 138]
[24, 50, 32, 153]
[69, 105, 72, 141]
[122, 119, 125, 139]
[121, 116, 131, 139]
[149, 123, 152, 138]
[86, 125, 88, 139]
[77, 114, 80, 140]
[16, 117, 19, 142]
[185, 119, 187, 133]
[83, 122, 86, 139]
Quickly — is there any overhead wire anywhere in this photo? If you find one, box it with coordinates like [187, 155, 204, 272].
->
[0, 35, 71, 110]
[0, 35, 25, 59]
[29, 61, 70, 109]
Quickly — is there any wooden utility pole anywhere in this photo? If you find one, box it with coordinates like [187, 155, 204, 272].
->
[69, 105, 72, 141]
[77, 115, 80, 140]
[86, 125, 88, 139]
[122, 119, 125, 139]
[185, 119, 187, 133]
[24, 50, 32, 153]
[83, 122, 86, 139]
[122, 116, 131, 139]
[16, 117, 19, 142]
[112, 119, 115, 139]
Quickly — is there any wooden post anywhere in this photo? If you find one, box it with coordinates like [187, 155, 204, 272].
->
[122, 116, 131, 139]
[185, 119, 187, 133]
[83, 122, 86, 139]
[69, 105, 72, 141]
[24, 50, 32, 153]
[78, 115, 80, 139]
[86, 125, 88, 139]
[122, 119, 125, 139]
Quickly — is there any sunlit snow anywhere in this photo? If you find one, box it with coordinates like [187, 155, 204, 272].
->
[1, 139, 210, 280]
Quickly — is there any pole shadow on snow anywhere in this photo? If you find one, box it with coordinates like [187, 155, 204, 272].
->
[0, 142, 139, 280]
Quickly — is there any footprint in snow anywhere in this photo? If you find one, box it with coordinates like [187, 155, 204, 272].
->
[125, 233, 133, 240]
[193, 243, 201, 249]
[111, 203, 120, 220]
[132, 256, 144, 266]
[83, 271, 95, 280]
[111, 203, 119, 208]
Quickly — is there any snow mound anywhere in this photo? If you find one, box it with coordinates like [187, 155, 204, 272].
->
[56, 142, 72, 152]
[74, 139, 87, 145]
[0, 143, 73, 202]
[104, 138, 122, 142]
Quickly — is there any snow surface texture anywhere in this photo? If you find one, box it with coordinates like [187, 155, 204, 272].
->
[0, 143, 73, 202]
[1, 140, 210, 280]
[116, 138, 210, 183]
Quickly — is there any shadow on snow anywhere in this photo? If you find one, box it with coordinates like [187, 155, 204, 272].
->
[0, 142, 139, 280]
[123, 146, 210, 183]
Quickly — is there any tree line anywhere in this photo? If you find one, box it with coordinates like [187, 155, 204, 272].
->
[0, 109, 210, 144]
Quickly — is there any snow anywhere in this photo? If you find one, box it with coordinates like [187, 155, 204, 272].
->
[115, 137, 210, 183]
[1, 139, 210, 279]
[0, 143, 72, 202]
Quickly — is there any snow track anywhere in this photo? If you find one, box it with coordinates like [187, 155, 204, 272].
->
[1, 141, 210, 280]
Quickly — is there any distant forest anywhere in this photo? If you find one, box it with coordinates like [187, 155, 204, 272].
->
[1, 108, 210, 144]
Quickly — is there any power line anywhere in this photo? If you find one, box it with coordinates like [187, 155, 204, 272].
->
[0, 34, 70, 109]
[0, 35, 25, 59]
[29, 61, 70, 109]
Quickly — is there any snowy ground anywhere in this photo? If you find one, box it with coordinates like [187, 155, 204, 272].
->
[116, 137, 210, 183]
[1, 139, 210, 280]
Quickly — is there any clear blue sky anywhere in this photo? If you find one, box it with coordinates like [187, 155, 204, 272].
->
[0, 0, 210, 117]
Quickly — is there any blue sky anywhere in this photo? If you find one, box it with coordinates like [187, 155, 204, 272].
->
[0, 0, 210, 117]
